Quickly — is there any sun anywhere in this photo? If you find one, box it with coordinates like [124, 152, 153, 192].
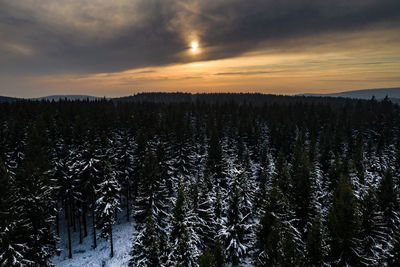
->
[191, 41, 198, 52]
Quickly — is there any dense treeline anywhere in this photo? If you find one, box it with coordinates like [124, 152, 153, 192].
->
[0, 95, 400, 266]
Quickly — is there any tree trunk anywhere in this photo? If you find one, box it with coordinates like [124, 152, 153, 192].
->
[72, 199, 76, 232]
[78, 210, 82, 244]
[110, 227, 114, 258]
[83, 202, 88, 237]
[66, 202, 72, 259]
[56, 201, 60, 236]
[92, 197, 97, 248]
[126, 184, 130, 222]
[64, 201, 68, 220]
[69, 200, 73, 230]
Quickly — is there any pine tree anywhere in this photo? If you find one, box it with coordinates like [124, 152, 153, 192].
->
[212, 240, 226, 267]
[327, 174, 361, 266]
[290, 137, 313, 236]
[133, 149, 168, 224]
[95, 161, 121, 258]
[168, 186, 200, 266]
[13, 167, 58, 265]
[74, 140, 102, 249]
[388, 233, 400, 267]
[274, 150, 291, 196]
[358, 188, 386, 265]
[113, 129, 136, 222]
[129, 214, 162, 266]
[199, 248, 215, 267]
[130, 149, 170, 266]
[190, 182, 216, 248]
[219, 181, 252, 266]
[198, 241, 226, 267]
[206, 128, 223, 181]
[378, 170, 400, 237]
[255, 186, 303, 266]
[0, 159, 28, 266]
[353, 134, 365, 184]
[48, 143, 81, 258]
[254, 152, 274, 216]
[377, 169, 400, 261]
[306, 214, 325, 266]
[6, 122, 58, 265]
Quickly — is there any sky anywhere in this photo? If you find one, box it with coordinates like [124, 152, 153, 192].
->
[1, 0, 400, 98]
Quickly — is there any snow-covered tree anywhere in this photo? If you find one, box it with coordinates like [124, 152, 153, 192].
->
[377, 169, 400, 261]
[219, 182, 252, 266]
[255, 186, 304, 266]
[327, 174, 361, 266]
[73, 139, 102, 248]
[130, 149, 170, 265]
[359, 188, 386, 265]
[96, 161, 121, 258]
[306, 214, 327, 266]
[190, 182, 216, 249]
[0, 159, 28, 266]
[111, 129, 136, 221]
[168, 186, 200, 266]
[130, 214, 163, 266]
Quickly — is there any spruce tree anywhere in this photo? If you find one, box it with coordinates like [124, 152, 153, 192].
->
[198, 241, 226, 267]
[7, 123, 58, 265]
[130, 149, 170, 265]
[0, 159, 27, 266]
[378, 170, 400, 237]
[129, 214, 162, 266]
[359, 188, 386, 265]
[190, 182, 217, 248]
[274, 150, 291, 197]
[95, 161, 121, 258]
[306, 214, 325, 266]
[377, 169, 400, 261]
[327, 174, 361, 266]
[388, 233, 400, 267]
[168, 186, 200, 266]
[75, 140, 102, 249]
[113, 129, 136, 222]
[199, 248, 215, 267]
[219, 181, 252, 266]
[290, 137, 313, 236]
[255, 186, 303, 266]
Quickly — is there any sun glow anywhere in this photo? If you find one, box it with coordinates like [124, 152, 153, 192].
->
[191, 41, 198, 52]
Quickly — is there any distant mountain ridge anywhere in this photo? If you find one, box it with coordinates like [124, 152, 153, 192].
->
[33, 95, 103, 101]
[300, 87, 400, 101]
[0, 96, 18, 102]
[1, 87, 400, 103]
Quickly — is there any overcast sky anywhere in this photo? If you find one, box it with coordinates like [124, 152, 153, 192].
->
[1, 0, 399, 97]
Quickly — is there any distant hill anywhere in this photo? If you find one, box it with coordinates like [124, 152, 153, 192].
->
[33, 95, 103, 101]
[300, 87, 400, 103]
[0, 96, 18, 102]
[2, 88, 400, 104]
[114, 92, 363, 107]
[115, 92, 192, 103]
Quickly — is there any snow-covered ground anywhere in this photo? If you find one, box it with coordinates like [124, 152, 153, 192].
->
[52, 214, 134, 267]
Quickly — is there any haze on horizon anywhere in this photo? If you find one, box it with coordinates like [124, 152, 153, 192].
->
[1, 0, 400, 98]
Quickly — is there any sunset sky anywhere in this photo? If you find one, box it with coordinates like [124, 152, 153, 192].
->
[1, 0, 400, 97]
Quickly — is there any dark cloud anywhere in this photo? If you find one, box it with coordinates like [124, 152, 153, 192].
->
[0, 0, 399, 75]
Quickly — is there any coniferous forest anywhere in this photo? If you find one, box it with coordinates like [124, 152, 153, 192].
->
[1, 93, 400, 266]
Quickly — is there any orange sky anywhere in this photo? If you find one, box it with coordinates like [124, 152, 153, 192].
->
[4, 29, 397, 98]
[1, 1, 400, 97]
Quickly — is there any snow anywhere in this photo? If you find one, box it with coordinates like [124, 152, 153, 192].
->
[51, 214, 134, 267]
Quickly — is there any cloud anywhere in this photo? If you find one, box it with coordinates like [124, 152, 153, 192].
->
[215, 71, 283, 76]
[0, 0, 399, 76]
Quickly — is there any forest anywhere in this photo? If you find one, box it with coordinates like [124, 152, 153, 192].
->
[0, 94, 400, 266]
